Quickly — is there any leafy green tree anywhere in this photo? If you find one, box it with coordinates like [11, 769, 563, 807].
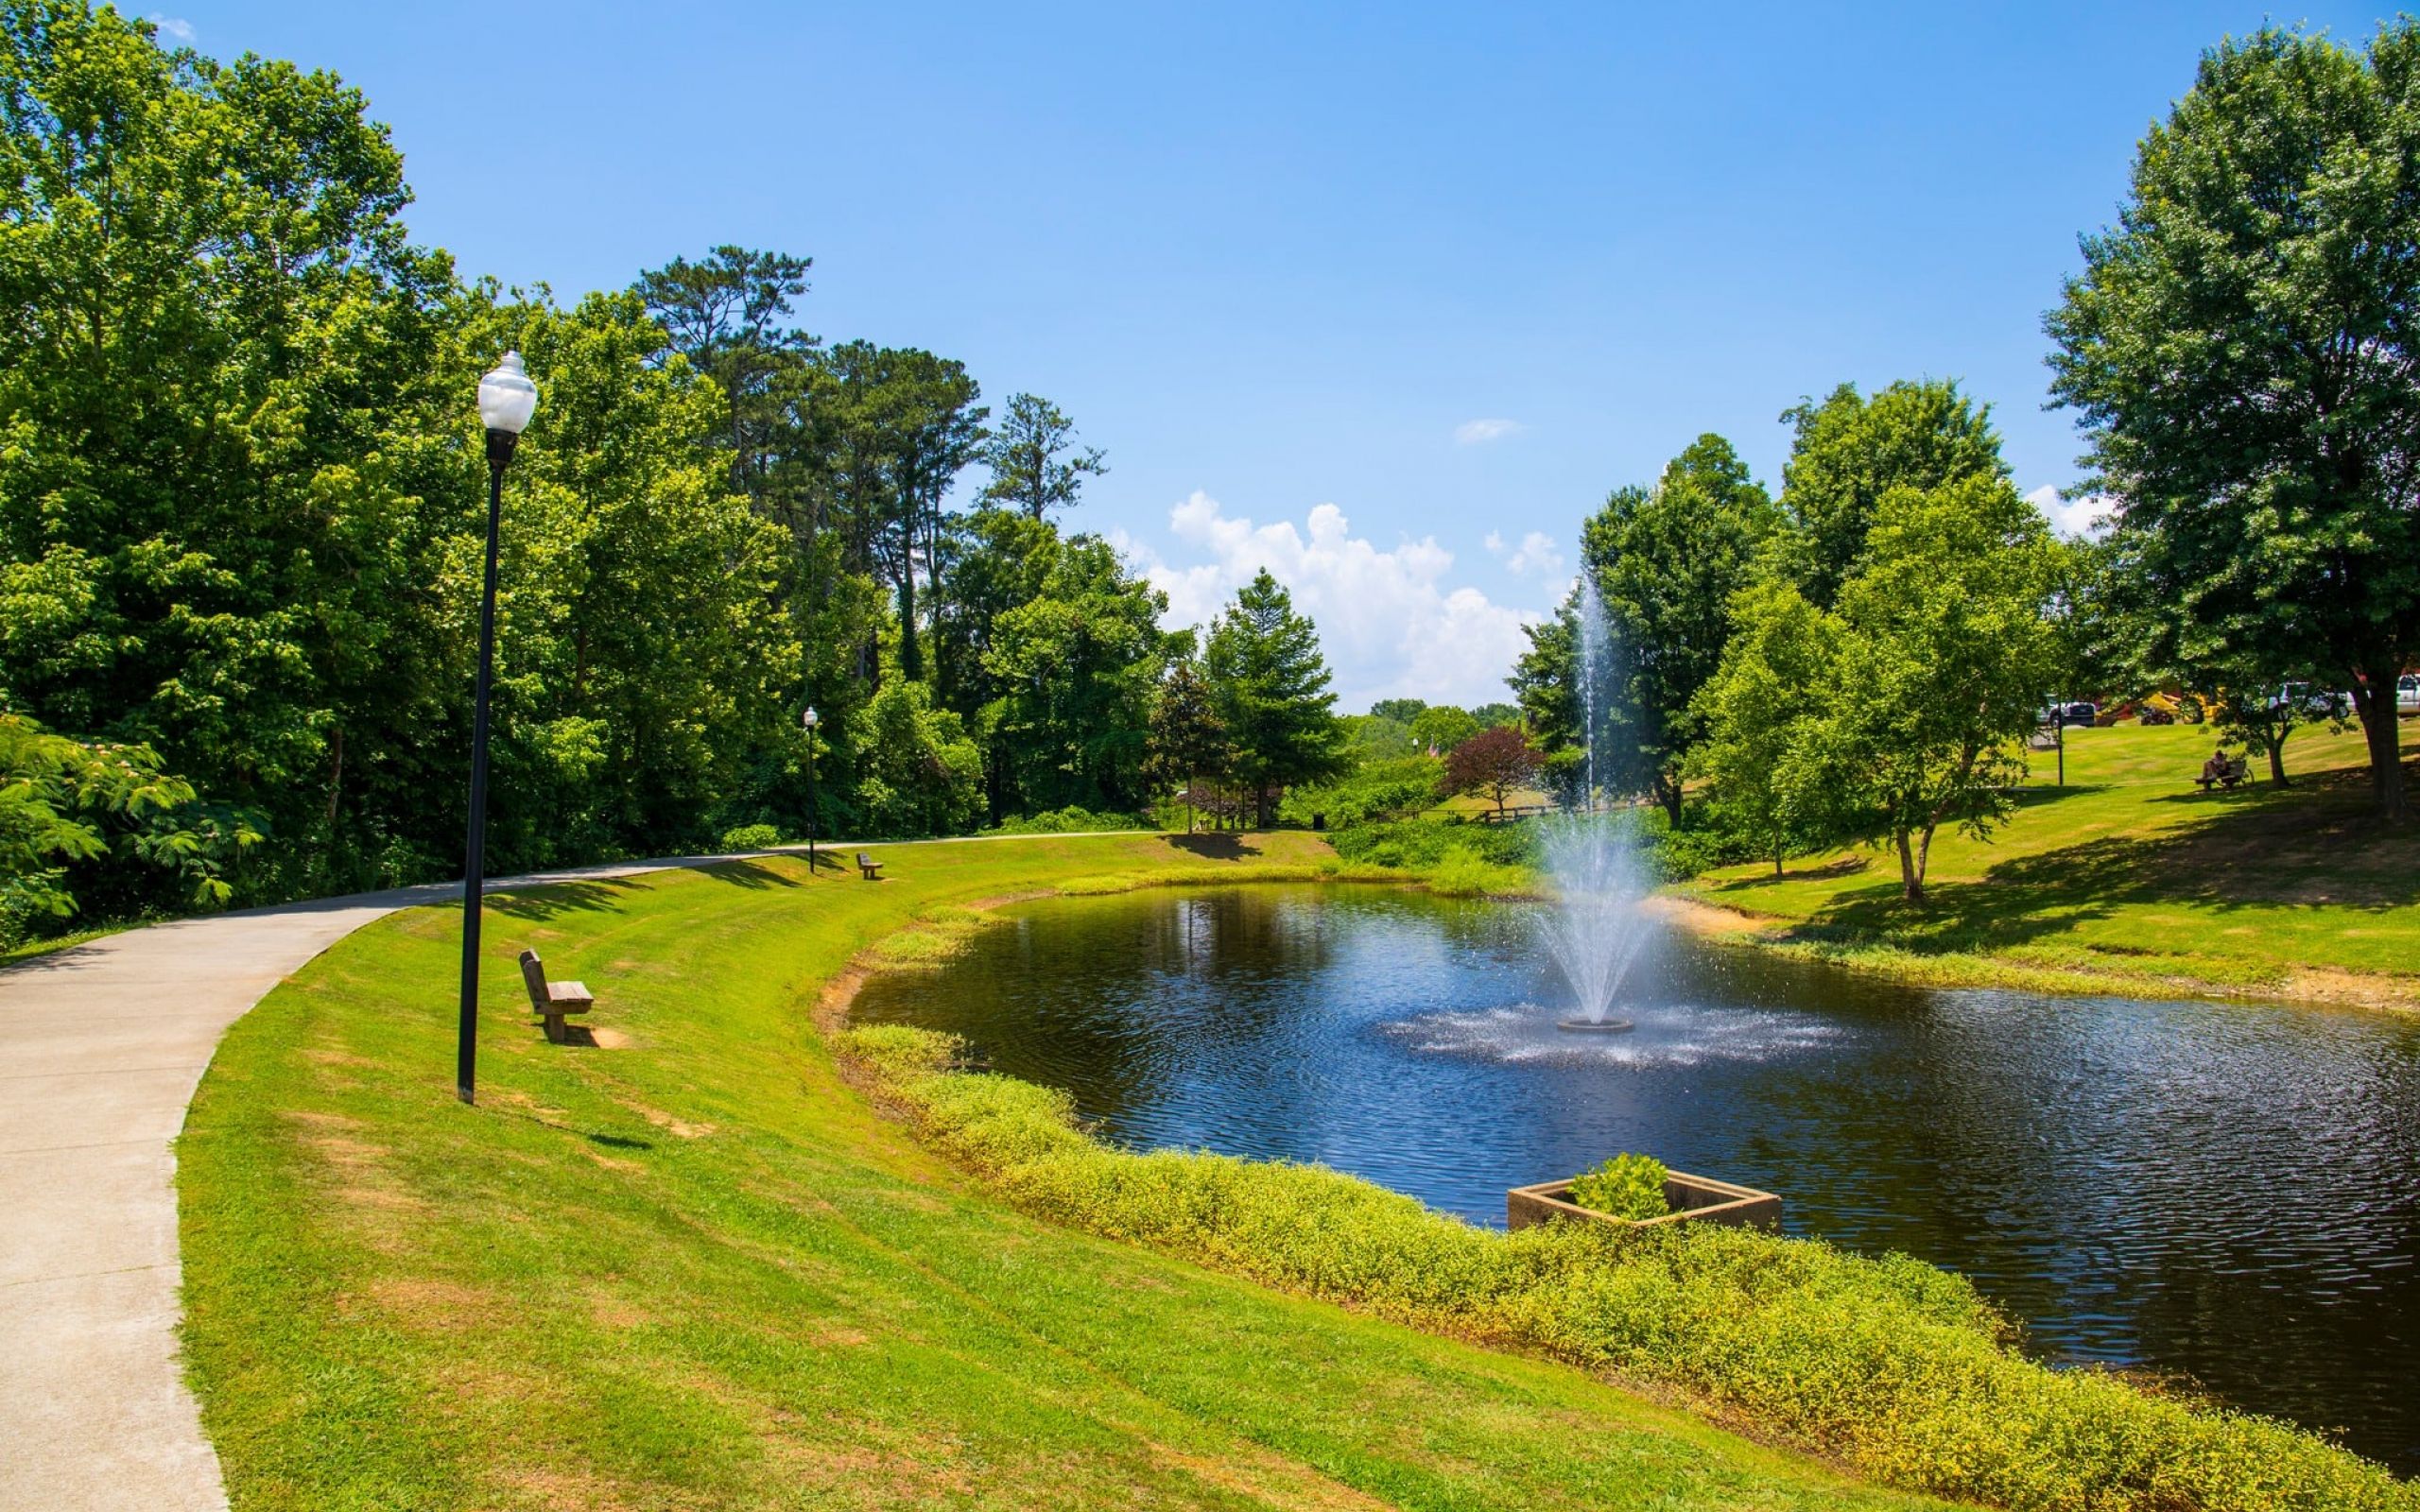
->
[1578, 433, 1779, 823]
[978, 392, 1106, 520]
[2047, 23, 2420, 822]
[931, 509, 1060, 715]
[1202, 570, 1346, 826]
[982, 535, 1172, 814]
[1146, 659, 1230, 833]
[849, 680, 983, 837]
[1776, 477, 2066, 902]
[1774, 382, 2007, 608]
[1511, 609, 1587, 793]
[1409, 704, 1481, 755]
[1368, 697, 1428, 725]
[1691, 581, 1846, 876]
[1469, 702, 1522, 730]
[1341, 713, 1416, 761]
[0, 1, 459, 899]
[469, 290, 796, 868]
[1, 709, 204, 936]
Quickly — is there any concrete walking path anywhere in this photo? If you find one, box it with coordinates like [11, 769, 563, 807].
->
[0, 853, 772, 1511]
[0, 831, 1147, 1509]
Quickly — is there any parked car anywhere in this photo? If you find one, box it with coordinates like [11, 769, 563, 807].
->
[2270, 682, 2346, 720]
[2063, 700, 2098, 727]
[2398, 673, 2419, 714]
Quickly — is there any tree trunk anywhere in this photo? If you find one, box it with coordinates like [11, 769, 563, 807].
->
[324, 725, 344, 829]
[2356, 665, 2409, 822]
[896, 568, 921, 682]
[1895, 830, 1925, 904]
[1772, 837, 1783, 879]
[1655, 771, 1684, 831]
[2266, 736, 2288, 787]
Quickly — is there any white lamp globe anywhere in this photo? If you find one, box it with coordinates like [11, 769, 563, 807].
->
[803, 705, 820, 729]
[476, 352, 539, 434]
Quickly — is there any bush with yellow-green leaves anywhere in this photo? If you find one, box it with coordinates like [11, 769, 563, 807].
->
[838, 1022, 2412, 1512]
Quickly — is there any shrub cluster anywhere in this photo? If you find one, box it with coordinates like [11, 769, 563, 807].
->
[986, 806, 1150, 835]
[1277, 756, 1446, 829]
[1330, 809, 1773, 885]
[836, 1023, 2412, 1512]
[718, 822, 784, 851]
[1329, 816, 1538, 871]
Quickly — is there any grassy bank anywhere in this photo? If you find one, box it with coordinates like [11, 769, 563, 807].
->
[179, 832, 1957, 1512]
[1677, 719, 2420, 1007]
[837, 1022, 2408, 1512]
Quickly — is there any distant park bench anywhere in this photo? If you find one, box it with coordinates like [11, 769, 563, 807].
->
[855, 851, 885, 881]
[2195, 758, 2249, 792]
[518, 949, 595, 1044]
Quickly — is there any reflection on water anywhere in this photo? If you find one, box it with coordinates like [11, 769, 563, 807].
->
[849, 885, 2420, 1470]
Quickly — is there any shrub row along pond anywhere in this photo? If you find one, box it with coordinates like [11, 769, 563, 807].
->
[838, 1020, 2411, 1512]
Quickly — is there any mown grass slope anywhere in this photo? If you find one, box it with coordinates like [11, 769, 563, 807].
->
[180, 831, 1956, 1512]
[1683, 719, 2420, 1004]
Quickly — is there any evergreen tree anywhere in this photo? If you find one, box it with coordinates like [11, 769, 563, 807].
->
[978, 393, 1106, 520]
[1201, 571, 1345, 826]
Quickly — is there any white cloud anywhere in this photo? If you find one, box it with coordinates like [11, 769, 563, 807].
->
[2026, 484, 2115, 540]
[1454, 418, 1526, 446]
[1490, 528, 1564, 580]
[1113, 491, 1542, 710]
[147, 13, 196, 43]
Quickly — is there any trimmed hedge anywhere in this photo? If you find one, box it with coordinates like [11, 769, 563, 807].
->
[838, 1022, 2412, 1512]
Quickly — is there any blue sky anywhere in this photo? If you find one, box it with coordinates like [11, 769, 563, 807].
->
[159, 2, 2402, 708]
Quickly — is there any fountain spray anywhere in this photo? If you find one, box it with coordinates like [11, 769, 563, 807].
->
[1546, 576, 1650, 1030]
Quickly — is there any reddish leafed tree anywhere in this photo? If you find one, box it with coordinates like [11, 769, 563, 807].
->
[1443, 726, 1541, 816]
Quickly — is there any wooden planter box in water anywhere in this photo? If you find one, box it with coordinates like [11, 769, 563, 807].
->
[1506, 1171, 1782, 1232]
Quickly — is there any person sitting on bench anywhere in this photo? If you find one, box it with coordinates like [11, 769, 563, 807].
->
[2196, 747, 2247, 791]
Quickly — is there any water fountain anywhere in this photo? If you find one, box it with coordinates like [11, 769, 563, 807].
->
[1546, 578, 1651, 1031]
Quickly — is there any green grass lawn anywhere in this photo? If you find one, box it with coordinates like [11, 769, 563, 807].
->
[1680, 716, 2420, 1004]
[180, 832, 1958, 1512]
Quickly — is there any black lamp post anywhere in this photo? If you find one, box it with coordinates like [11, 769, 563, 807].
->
[458, 352, 539, 1107]
[802, 704, 821, 873]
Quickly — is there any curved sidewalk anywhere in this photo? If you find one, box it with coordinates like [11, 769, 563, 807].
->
[0, 856, 744, 1511]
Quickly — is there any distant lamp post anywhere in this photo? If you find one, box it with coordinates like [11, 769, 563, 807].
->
[458, 352, 539, 1107]
[802, 705, 821, 873]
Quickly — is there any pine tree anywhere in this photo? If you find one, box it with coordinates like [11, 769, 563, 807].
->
[1201, 572, 1345, 826]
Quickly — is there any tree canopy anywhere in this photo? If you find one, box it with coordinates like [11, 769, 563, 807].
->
[2047, 21, 2420, 821]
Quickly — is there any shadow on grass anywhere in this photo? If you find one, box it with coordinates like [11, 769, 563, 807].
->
[485, 877, 647, 919]
[1757, 764, 2420, 957]
[1160, 833, 1263, 860]
[696, 858, 804, 890]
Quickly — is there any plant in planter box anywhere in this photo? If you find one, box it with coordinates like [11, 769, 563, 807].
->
[1567, 1153, 1669, 1221]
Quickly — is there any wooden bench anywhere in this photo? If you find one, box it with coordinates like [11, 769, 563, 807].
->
[2194, 761, 2248, 792]
[855, 851, 884, 881]
[518, 949, 595, 1044]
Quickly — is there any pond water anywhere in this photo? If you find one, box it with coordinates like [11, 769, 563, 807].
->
[849, 884, 2420, 1470]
